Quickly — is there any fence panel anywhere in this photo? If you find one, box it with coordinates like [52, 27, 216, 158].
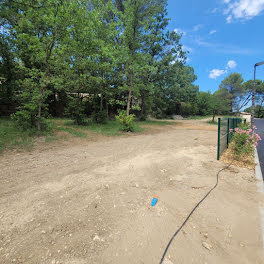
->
[217, 117, 244, 160]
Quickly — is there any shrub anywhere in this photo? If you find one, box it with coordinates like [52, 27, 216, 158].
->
[11, 106, 48, 131]
[230, 125, 261, 158]
[180, 102, 197, 117]
[11, 110, 36, 131]
[92, 110, 108, 124]
[139, 114, 147, 121]
[116, 110, 135, 132]
[66, 98, 86, 125]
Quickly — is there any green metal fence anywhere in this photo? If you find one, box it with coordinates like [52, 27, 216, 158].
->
[217, 117, 246, 160]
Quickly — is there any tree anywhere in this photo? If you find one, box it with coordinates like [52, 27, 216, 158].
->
[2, 0, 73, 130]
[0, 0, 199, 126]
[219, 73, 245, 114]
[196, 91, 212, 116]
[245, 105, 264, 118]
[116, 0, 180, 116]
[210, 90, 229, 121]
[0, 31, 20, 116]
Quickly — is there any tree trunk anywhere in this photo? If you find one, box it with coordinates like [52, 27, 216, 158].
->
[100, 94, 103, 111]
[126, 70, 133, 116]
[37, 104, 41, 130]
[36, 87, 43, 131]
[140, 92, 145, 118]
[106, 101, 109, 117]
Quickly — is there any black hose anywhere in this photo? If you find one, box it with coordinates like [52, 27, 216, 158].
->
[159, 163, 232, 264]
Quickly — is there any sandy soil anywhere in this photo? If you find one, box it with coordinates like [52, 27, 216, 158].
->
[0, 120, 264, 264]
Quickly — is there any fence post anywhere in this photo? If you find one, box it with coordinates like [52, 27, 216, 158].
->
[217, 118, 221, 160]
[227, 118, 230, 147]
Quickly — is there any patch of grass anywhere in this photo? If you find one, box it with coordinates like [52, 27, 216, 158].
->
[83, 121, 123, 136]
[59, 118, 174, 135]
[63, 119, 147, 135]
[0, 117, 175, 154]
[222, 115, 235, 118]
[61, 119, 120, 136]
[56, 126, 87, 137]
[0, 118, 53, 153]
[187, 115, 212, 120]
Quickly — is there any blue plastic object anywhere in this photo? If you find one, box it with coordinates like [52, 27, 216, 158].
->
[151, 196, 158, 207]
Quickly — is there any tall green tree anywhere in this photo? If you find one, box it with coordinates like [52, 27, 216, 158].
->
[2, 0, 73, 130]
[218, 73, 245, 114]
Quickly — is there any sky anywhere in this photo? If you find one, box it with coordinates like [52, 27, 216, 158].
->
[167, 0, 264, 93]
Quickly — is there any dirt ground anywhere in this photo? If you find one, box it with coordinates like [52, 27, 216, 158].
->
[0, 120, 264, 264]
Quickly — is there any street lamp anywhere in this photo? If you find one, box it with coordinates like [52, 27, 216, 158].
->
[251, 61, 264, 128]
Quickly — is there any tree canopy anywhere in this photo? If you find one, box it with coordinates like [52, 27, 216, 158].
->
[1, 0, 262, 130]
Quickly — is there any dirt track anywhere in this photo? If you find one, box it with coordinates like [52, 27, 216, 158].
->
[0, 120, 264, 264]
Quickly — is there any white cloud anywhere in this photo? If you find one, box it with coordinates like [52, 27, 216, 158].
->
[227, 60, 237, 69]
[226, 15, 233, 23]
[209, 69, 227, 79]
[174, 28, 186, 36]
[211, 7, 219, 13]
[193, 24, 203, 31]
[209, 30, 217, 35]
[224, 0, 264, 22]
[209, 60, 237, 79]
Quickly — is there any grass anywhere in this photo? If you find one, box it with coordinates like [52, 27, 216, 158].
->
[0, 117, 173, 153]
[63, 119, 145, 136]
[0, 118, 53, 153]
[56, 126, 87, 137]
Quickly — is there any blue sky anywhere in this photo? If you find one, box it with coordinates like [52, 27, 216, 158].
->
[167, 0, 264, 93]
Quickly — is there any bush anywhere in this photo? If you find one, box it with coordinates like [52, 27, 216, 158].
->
[11, 107, 48, 131]
[230, 125, 261, 158]
[180, 102, 196, 117]
[66, 98, 86, 125]
[116, 110, 135, 132]
[11, 110, 35, 130]
[138, 114, 147, 121]
[92, 110, 108, 124]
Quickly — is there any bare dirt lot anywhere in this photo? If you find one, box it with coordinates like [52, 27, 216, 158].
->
[0, 120, 264, 264]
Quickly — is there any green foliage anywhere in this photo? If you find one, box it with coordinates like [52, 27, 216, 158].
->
[66, 98, 86, 125]
[116, 111, 135, 132]
[0, 118, 54, 153]
[230, 126, 261, 158]
[196, 92, 212, 116]
[245, 105, 264, 118]
[180, 102, 196, 117]
[0, 0, 201, 126]
[11, 75, 50, 130]
[92, 110, 108, 124]
[219, 73, 245, 113]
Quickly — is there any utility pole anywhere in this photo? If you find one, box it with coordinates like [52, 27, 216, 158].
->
[251, 61, 264, 128]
